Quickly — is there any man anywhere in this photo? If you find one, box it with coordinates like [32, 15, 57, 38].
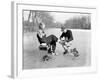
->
[59, 26, 73, 54]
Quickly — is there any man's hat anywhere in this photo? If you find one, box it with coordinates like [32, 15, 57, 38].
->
[61, 26, 66, 30]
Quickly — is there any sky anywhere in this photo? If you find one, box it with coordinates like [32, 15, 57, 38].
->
[23, 11, 90, 24]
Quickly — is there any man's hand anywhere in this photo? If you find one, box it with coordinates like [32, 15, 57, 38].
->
[61, 37, 65, 41]
[59, 40, 66, 45]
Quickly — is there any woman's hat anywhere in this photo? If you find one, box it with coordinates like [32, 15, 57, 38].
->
[39, 22, 45, 29]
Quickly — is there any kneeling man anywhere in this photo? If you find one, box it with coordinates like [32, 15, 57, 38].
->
[59, 26, 73, 54]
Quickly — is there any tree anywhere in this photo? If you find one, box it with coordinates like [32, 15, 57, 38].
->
[24, 11, 56, 32]
[36, 12, 55, 28]
[64, 16, 91, 30]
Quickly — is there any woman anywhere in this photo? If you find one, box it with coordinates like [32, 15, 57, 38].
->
[37, 23, 58, 55]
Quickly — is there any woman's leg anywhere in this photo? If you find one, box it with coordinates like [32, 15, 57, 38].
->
[45, 35, 58, 53]
[51, 42, 56, 53]
[49, 35, 58, 53]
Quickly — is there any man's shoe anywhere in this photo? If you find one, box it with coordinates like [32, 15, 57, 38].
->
[63, 50, 68, 55]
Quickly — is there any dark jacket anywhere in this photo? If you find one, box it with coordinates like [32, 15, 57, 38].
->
[60, 30, 73, 42]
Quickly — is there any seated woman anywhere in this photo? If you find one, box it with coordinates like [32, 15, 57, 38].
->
[37, 23, 58, 55]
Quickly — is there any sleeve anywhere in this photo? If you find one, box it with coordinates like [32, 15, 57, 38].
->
[68, 30, 73, 42]
[60, 33, 64, 39]
[37, 30, 43, 38]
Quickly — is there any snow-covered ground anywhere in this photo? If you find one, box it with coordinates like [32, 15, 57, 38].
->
[23, 28, 91, 69]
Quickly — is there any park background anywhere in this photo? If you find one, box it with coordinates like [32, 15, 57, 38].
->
[23, 10, 91, 69]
